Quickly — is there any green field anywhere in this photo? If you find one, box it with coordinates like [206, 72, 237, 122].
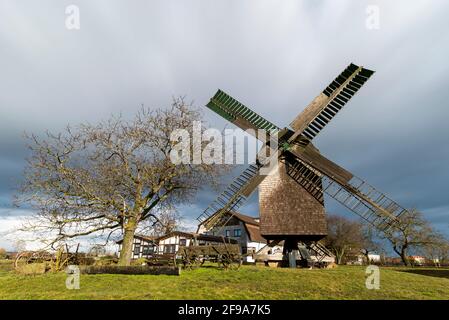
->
[1, 260, 448, 299]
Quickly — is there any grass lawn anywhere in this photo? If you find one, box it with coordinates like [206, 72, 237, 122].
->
[1, 260, 448, 299]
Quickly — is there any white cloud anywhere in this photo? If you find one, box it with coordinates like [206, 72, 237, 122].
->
[0, 215, 27, 250]
[0, 211, 118, 253]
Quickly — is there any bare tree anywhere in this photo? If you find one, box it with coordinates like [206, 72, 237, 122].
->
[88, 244, 106, 257]
[324, 215, 364, 264]
[13, 240, 26, 253]
[420, 237, 449, 266]
[381, 208, 439, 266]
[360, 225, 381, 265]
[151, 209, 181, 236]
[16, 98, 228, 265]
[135, 208, 181, 237]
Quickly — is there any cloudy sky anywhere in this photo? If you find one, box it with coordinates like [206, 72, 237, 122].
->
[1, 0, 449, 250]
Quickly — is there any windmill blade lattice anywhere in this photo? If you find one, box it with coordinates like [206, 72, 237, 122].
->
[289, 63, 375, 146]
[206, 89, 280, 137]
[283, 151, 407, 233]
[197, 163, 266, 230]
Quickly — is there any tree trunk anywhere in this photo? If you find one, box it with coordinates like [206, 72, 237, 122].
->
[118, 224, 137, 266]
[400, 249, 410, 267]
[335, 248, 345, 265]
[336, 254, 342, 265]
[364, 252, 370, 265]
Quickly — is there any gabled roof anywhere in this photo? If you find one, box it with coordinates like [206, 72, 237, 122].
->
[155, 231, 196, 241]
[199, 210, 260, 227]
[245, 223, 266, 243]
[156, 230, 238, 244]
[116, 234, 157, 244]
[230, 211, 260, 226]
[117, 231, 238, 245]
[199, 210, 266, 244]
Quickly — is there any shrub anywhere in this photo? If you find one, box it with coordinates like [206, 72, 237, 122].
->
[93, 257, 117, 266]
[15, 262, 47, 275]
[131, 257, 148, 266]
[80, 265, 180, 275]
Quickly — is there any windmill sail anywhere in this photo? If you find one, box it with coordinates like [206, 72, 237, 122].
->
[199, 90, 285, 230]
[197, 140, 281, 230]
[289, 63, 375, 145]
[284, 147, 407, 233]
[197, 163, 266, 230]
[206, 89, 280, 140]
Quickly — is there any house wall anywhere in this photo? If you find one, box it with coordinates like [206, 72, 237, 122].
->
[245, 241, 268, 262]
[158, 235, 192, 254]
[368, 254, 381, 262]
[206, 221, 247, 245]
[346, 254, 381, 265]
[117, 238, 156, 259]
[202, 220, 266, 262]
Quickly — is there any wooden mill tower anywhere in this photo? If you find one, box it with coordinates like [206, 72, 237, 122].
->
[259, 160, 327, 264]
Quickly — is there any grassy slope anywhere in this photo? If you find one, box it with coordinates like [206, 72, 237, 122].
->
[1, 260, 448, 299]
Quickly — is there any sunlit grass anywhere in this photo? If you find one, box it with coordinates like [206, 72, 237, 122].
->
[1, 260, 448, 300]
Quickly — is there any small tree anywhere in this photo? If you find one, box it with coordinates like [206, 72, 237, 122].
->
[130, 208, 182, 237]
[149, 208, 181, 236]
[0, 248, 6, 259]
[16, 98, 228, 265]
[325, 215, 364, 264]
[360, 225, 381, 265]
[88, 244, 107, 257]
[421, 237, 449, 266]
[13, 240, 26, 253]
[382, 208, 439, 266]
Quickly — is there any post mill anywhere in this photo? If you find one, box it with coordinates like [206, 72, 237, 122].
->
[197, 63, 409, 267]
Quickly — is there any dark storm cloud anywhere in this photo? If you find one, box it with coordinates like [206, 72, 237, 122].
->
[1, 0, 449, 247]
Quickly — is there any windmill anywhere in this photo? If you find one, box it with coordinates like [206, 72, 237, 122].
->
[197, 63, 408, 266]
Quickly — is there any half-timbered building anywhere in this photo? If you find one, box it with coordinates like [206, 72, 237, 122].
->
[197, 211, 267, 262]
[116, 234, 157, 259]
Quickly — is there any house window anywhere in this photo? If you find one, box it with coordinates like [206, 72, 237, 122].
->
[225, 230, 230, 237]
[247, 247, 256, 254]
[133, 244, 141, 256]
[242, 247, 255, 254]
[164, 244, 176, 254]
[233, 229, 242, 237]
[142, 245, 153, 256]
[179, 239, 187, 246]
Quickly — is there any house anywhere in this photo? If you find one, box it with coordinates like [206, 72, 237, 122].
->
[409, 255, 426, 266]
[156, 231, 238, 255]
[197, 210, 267, 262]
[346, 253, 381, 265]
[116, 231, 238, 260]
[366, 254, 381, 263]
[385, 257, 404, 265]
[116, 234, 158, 259]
